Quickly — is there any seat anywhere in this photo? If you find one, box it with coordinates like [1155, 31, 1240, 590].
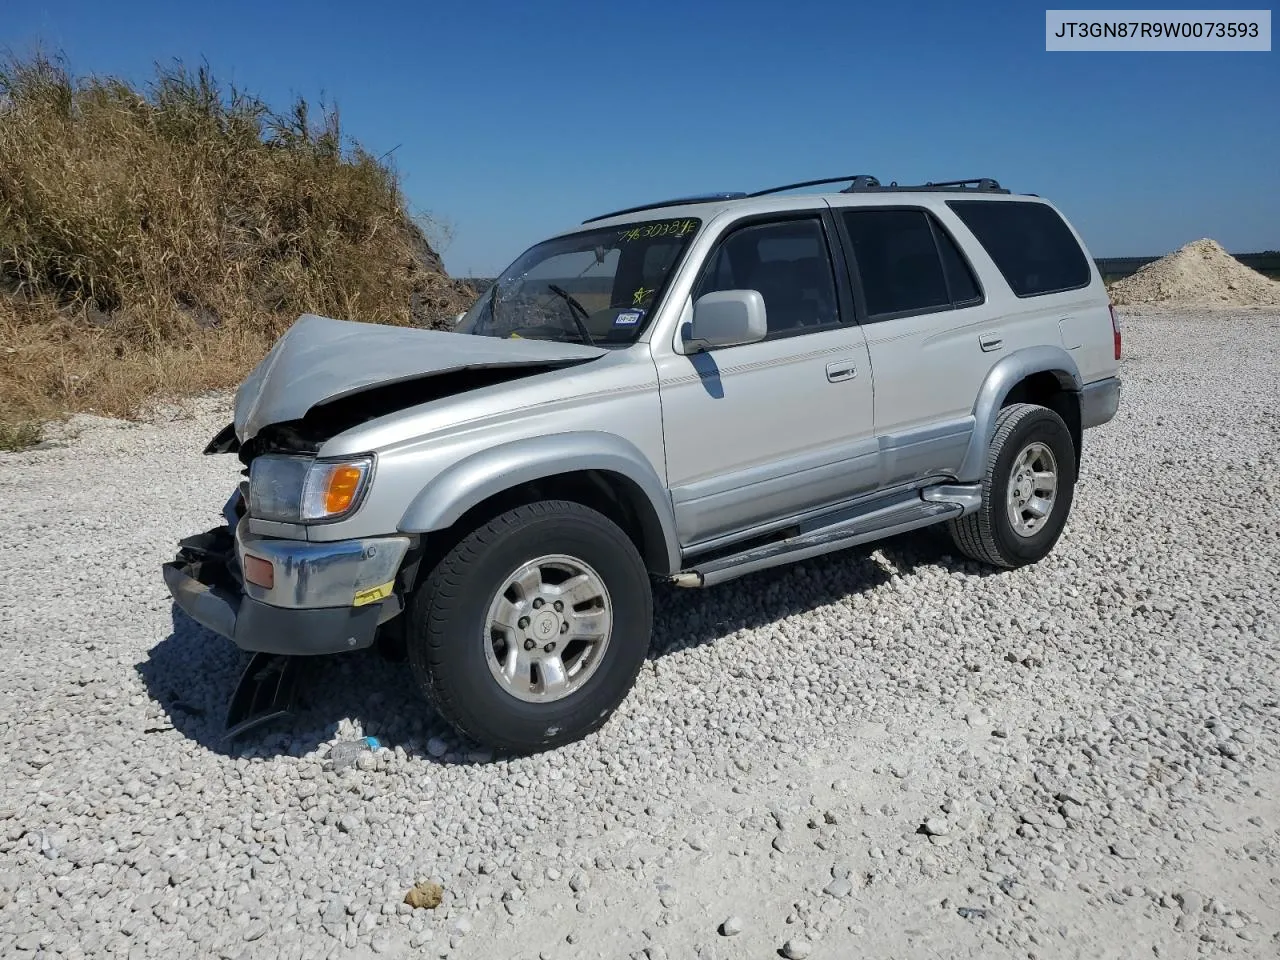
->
[746, 259, 812, 333]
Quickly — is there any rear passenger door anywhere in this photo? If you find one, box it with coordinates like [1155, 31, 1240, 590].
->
[832, 206, 993, 487]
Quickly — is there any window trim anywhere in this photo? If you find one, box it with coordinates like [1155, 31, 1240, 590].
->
[833, 204, 987, 325]
[686, 210, 854, 348]
[946, 199, 1091, 299]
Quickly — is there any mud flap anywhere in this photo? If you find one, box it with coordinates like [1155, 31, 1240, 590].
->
[223, 653, 302, 741]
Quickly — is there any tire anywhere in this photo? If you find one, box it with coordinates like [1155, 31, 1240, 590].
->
[947, 403, 1077, 569]
[407, 500, 653, 753]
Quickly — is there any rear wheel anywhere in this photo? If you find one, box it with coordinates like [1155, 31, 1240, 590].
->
[948, 403, 1077, 568]
[407, 500, 653, 753]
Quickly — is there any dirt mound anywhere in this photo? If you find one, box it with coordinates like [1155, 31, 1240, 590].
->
[1110, 239, 1280, 306]
[0, 53, 477, 443]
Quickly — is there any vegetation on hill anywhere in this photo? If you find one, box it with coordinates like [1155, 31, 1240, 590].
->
[0, 52, 473, 449]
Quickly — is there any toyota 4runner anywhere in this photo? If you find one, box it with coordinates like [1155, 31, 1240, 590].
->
[163, 174, 1122, 752]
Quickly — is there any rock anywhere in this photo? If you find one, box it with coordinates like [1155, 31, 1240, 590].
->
[338, 815, 359, 834]
[823, 877, 853, 899]
[922, 818, 949, 836]
[782, 937, 813, 959]
[404, 881, 443, 910]
[1109, 840, 1139, 860]
[569, 872, 590, 893]
[719, 916, 743, 937]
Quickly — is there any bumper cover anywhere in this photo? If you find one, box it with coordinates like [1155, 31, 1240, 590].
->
[1080, 376, 1121, 429]
[162, 523, 409, 655]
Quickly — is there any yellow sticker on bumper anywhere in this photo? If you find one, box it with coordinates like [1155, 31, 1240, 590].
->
[353, 581, 394, 607]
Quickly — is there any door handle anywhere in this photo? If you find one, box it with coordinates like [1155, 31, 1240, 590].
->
[979, 334, 1003, 352]
[826, 360, 857, 382]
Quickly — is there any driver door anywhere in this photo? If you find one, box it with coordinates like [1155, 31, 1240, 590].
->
[655, 212, 877, 548]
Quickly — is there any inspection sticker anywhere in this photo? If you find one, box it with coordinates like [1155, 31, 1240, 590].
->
[614, 309, 644, 327]
[353, 581, 394, 606]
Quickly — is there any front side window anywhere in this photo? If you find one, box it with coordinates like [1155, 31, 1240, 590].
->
[947, 200, 1090, 297]
[458, 217, 701, 345]
[693, 218, 841, 336]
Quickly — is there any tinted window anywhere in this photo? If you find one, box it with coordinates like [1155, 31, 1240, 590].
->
[695, 218, 840, 336]
[948, 200, 1090, 297]
[841, 209, 950, 317]
[935, 221, 981, 305]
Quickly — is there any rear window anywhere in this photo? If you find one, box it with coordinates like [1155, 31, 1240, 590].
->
[947, 200, 1091, 297]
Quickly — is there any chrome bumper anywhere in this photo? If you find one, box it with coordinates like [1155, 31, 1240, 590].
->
[162, 496, 412, 655]
[236, 520, 410, 610]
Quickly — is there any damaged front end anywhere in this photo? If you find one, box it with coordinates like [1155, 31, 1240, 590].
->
[164, 313, 607, 738]
[163, 488, 416, 737]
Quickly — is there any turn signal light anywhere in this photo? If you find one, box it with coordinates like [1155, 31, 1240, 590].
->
[324, 465, 365, 514]
[243, 555, 275, 590]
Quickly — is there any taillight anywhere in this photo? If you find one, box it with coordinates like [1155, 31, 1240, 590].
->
[1109, 303, 1122, 360]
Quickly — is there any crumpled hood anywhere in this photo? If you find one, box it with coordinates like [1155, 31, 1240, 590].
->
[234, 313, 606, 442]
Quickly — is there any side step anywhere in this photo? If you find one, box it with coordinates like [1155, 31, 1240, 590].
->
[672, 486, 978, 588]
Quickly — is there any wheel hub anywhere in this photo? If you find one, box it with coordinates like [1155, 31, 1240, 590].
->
[483, 554, 613, 703]
[1005, 442, 1058, 538]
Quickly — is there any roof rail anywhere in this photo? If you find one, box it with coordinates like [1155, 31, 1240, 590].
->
[842, 177, 1009, 194]
[746, 174, 881, 197]
[580, 176, 1013, 223]
[582, 192, 748, 224]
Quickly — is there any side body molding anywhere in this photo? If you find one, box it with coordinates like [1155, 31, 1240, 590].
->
[398, 432, 681, 574]
[958, 345, 1083, 483]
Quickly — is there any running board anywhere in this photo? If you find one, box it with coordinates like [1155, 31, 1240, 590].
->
[672, 487, 976, 588]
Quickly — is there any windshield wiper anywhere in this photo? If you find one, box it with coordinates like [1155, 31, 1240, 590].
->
[546, 284, 596, 346]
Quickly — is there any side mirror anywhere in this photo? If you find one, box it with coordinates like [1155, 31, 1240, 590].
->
[685, 290, 767, 352]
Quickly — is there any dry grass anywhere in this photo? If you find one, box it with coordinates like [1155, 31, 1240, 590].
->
[0, 52, 474, 447]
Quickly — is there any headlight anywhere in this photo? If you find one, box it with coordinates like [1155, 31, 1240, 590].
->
[248, 455, 374, 523]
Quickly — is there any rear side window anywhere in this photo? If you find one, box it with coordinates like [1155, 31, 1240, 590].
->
[947, 200, 1090, 297]
[840, 209, 983, 318]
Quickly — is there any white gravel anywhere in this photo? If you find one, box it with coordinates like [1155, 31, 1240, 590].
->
[2, 307, 1278, 960]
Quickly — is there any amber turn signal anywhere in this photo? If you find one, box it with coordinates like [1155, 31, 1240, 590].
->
[324, 465, 365, 514]
[242, 554, 275, 590]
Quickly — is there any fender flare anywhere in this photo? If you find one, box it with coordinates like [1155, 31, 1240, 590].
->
[398, 431, 681, 574]
[958, 346, 1083, 482]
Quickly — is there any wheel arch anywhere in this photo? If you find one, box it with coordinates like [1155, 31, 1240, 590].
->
[398, 432, 680, 575]
[959, 346, 1083, 483]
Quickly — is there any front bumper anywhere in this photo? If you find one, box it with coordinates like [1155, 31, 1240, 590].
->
[162, 512, 411, 655]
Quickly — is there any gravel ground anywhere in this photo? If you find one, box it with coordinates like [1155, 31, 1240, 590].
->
[1, 308, 1277, 960]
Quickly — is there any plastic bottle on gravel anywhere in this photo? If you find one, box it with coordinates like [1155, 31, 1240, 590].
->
[329, 736, 381, 772]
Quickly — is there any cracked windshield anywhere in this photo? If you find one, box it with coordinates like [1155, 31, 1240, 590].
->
[458, 217, 701, 346]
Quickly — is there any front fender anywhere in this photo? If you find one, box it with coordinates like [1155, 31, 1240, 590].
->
[398, 431, 681, 574]
[958, 346, 1082, 482]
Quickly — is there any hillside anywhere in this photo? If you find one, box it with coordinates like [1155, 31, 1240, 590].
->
[0, 53, 475, 448]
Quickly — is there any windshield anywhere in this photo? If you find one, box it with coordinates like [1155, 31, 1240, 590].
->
[457, 216, 701, 345]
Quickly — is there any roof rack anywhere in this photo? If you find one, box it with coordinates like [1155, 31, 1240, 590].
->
[746, 174, 882, 197]
[841, 177, 1009, 194]
[581, 176, 1011, 223]
[582, 192, 748, 224]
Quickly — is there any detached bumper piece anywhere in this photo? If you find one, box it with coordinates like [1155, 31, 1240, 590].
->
[224, 653, 303, 741]
[162, 525, 394, 656]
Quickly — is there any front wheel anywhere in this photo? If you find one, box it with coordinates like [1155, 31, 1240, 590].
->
[948, 403, 1077, 568]
[407, 500, 653, 753]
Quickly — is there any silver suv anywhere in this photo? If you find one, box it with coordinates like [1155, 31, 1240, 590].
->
[164, 174, 1122, 751]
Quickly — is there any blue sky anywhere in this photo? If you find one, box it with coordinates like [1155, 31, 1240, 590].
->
[6, 0, 1278, 275]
